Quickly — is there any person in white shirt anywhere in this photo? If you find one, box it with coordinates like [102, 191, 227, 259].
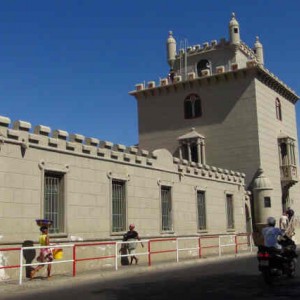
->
[279, 212, 289, 230]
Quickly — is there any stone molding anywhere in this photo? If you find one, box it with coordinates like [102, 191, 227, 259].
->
[0, 115, 245, 186]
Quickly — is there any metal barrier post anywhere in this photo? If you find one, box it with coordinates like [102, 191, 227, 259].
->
[72, 244, 76, 277]
[19, 247, 23, 285]
[198, 237, 202, 258]
[148, 240, 151, 266]
[115, 242, 118, 271]
[235, 235, 238, 255]
[176, 239, 179, 263]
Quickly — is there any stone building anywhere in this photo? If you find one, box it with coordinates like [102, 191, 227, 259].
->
[130, 13, 300, 231]
[1, 13, 298, 249]
[0, 118, 247, 244]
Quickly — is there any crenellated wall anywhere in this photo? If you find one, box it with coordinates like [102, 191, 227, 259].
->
[0, 115, 246, 184]
[0, 115, 248, 245]
[130, 59, 298, 104]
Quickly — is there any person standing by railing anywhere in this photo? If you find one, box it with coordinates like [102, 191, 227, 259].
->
[30, 226, 53, 279]
[279, 211, 289, 230]
[286, 207, 295, 222]
[124, 224, 144, 265]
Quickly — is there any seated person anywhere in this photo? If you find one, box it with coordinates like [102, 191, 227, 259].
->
[262, 217, 283, 250]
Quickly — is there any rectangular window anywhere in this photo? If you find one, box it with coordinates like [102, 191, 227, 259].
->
[226, 194, 234, 229]
[197, 191, 206, 230]
[264, 197, 271, 208]
[161, 186, 172, 231]
[44, 172, 64, 234]
[112, 180, 126, 232]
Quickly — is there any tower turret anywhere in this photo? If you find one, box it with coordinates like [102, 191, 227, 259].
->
[166, 31, 176, 69]
[254, 36, 264, 65]
[253, 168, 273, 224]
[229, 12, 240, 45]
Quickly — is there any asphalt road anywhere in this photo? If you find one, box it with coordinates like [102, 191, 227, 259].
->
[2, 254, 300, 300]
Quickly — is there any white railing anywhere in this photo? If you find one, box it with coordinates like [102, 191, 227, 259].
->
[115, 240, 149, 270]
[19, 244, 74, 285]
[0, 233, 254, 285]
[219, 235, 236, 257]
[176, 237, 200, 262]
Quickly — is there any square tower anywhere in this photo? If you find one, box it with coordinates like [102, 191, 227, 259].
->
[130, 14, 300, 227]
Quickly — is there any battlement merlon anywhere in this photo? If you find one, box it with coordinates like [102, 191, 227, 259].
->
[129, 63, 299, 104]
[0, 115, 245, 186]
[166, 13, 260, 74]
[131, 13, 298, 102]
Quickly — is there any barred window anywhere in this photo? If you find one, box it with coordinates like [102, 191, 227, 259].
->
[161, 186, 172, 231]
[197, 191, 206, 230]
[226, 194, 234, 229]
[112, 180, 126, 232]
[44, 172, 64, 234]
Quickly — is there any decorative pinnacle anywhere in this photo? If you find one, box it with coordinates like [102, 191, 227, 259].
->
[231, 12, 236, 19]
[256, 36, 260, 41]
[169, 31, 173, 36]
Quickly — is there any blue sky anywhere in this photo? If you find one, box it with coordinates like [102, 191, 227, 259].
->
[0, 0, 299, 147]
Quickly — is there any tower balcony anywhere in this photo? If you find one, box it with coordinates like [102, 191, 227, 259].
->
[280, 164, 298, 187]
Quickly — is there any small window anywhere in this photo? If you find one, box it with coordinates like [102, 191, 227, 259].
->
[226, 194, 234, 229]
[276, 98, 282, 121]
[184, 94, 202, 119]
[44, 172, 65, 234]
[161, 186, 172, 231]
[112, 180, 126, 232]
[197, 59, 210, 77]
[197, 191, 206, 230]
[191, 144, 199, 163]
[234, 28, 238, 34]
[264, 197, 271, 208]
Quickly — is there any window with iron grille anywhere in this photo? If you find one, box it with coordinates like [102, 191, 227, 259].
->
[44, 172, 64, 234]
[161, 186, 172, 231]
[197, 191, 206, 230]
[112, 180, 126, 232]
[226, 194, 234, 229]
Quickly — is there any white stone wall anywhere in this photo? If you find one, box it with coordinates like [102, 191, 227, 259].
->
[137, 73, 260, 185]
[0, 120, 247, 244]
[255, 79, 300, 219]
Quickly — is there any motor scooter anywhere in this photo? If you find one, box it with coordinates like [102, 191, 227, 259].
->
[257, 235, 297, 284]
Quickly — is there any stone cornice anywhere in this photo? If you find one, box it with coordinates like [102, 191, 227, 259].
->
[129, 64, 299, 103]
[255, 65, 299, 103]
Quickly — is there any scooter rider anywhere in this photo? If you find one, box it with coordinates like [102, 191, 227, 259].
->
[262, 217, 283, 250]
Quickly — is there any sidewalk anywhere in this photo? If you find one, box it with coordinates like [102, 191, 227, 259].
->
[0, 252, 256, 299]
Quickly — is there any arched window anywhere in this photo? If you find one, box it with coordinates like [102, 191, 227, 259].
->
[276, 98, 282, 121]
[184, 94, 202, 119]
[197, 59, 210, 77]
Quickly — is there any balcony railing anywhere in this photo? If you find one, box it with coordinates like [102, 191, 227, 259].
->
[280, 165, 298, 184]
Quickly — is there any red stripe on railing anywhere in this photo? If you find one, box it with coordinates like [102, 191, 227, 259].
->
[0, 247, 22, 271]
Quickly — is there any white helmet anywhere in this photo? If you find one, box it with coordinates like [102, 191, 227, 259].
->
[267, 217, 276, 226]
